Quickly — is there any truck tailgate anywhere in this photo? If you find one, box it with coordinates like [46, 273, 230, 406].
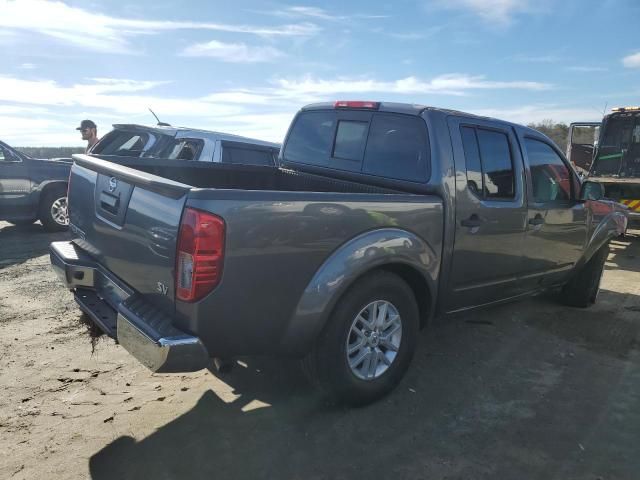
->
[67, 154, 191, 313]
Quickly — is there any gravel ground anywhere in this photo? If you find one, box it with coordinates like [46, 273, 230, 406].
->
[1, 221, 639, 480]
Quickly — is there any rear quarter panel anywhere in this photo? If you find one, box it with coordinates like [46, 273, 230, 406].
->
[177, 191, 443, 357]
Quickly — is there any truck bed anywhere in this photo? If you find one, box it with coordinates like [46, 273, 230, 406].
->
[91, 154, 400, 195]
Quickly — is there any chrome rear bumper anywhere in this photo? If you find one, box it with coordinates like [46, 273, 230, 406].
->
[49, 241, 209, 373]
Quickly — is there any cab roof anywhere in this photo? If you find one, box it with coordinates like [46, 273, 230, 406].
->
[300, 101, 542, 137]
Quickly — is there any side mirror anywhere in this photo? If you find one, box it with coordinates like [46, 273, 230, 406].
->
[580, 180, 605, 201]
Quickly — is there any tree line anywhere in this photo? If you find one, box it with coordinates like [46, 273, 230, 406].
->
[15, 146, 84, 159]
[526, 120, 570, 152]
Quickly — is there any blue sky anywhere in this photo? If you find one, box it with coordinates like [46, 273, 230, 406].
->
[0, 0, 639, 146]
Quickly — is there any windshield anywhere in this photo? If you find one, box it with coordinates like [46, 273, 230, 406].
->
[591, 113, 640, 177]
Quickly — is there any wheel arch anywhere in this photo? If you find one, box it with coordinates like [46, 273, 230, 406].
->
[575, 209, 626, 272]
[38, 180, 68, 206]
[279, 228, 439, 356]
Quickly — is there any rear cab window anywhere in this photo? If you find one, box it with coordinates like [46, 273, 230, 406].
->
[333, 121, 368, 161]
[283, 109, 430, 183]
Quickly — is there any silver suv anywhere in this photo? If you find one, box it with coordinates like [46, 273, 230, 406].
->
[90, 124, 280, 166]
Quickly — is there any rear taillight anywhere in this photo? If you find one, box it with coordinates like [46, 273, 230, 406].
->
[334, 100, 380, 109]
[176, 208, 225, 302]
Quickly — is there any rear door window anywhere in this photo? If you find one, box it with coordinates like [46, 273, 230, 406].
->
[476, 129, 515, 199]
[363, 114, 429, 182]
[460, 127, 483, 196]
[460, 126, 515, 199]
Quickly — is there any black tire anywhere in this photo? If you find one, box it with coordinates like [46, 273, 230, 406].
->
[39, 186, 69, 232]
[302, 271, 419, 406]
[562, 244, 609, 308]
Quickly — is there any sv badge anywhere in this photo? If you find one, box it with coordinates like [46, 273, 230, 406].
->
[156, 282, 168, 295]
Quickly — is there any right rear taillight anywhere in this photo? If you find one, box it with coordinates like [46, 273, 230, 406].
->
[176, 208, 225, 302]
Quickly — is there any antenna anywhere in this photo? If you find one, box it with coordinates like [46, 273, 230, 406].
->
[602, 102, 608, 117]
[148, 108, 171, 127]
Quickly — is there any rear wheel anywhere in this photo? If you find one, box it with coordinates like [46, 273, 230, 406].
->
[303, 271, 419, 406]
[562, 244, 609, 308]
[39, 187, 69, 232]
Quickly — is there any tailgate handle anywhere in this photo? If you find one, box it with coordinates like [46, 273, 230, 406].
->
[100, 192, 120, 214]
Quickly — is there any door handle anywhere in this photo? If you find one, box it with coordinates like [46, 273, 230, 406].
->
[461, 214, 484, 228]
[528, 215, 545, 226]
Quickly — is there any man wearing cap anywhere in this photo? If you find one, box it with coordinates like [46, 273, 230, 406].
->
[76, 120, 99, 153]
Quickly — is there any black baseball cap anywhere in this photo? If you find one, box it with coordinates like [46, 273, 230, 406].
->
[76, 119, 97, 130]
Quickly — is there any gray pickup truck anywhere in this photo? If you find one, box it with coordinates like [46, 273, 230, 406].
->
[50, 101, 626, 405]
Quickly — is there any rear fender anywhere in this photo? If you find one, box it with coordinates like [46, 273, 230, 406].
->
[279, 228, 439, 356]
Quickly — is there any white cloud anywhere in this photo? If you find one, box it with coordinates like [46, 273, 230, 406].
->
[182, 41, 285, 63]
[388, 32, 428, 40]
[0, 76, 242, 117]
[622, 52, 640, 68]
[205, 113, 295, 143]
[565, 66, 608, 72]
[0, 114, 79, 146]
[201, 91, 275, 104]
[471, 105, 601, 125]
[513, 54, 560, 63]
[0, 72, 553, 146]
[271, 74, 551, 99]
[441, 0, 532, 25]
[0, 29, 19, 45]
[0, 104, 50, 115]
[256, 6, 388, 21]
[18, 63, 37, 70]
[285, 6, 338, 20]
[0, 0, 320, 53]
[86, 78, 171, 93]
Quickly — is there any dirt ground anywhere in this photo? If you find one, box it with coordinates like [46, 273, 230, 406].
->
[1, 221, 639, 480]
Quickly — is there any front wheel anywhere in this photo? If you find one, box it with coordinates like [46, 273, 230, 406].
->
[303, 271, 419, 406]
[39, 187, 69, 232]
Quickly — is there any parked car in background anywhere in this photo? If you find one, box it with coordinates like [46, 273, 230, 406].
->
[91, 124, 280, 166]
[0, 140, 71, 231]
[51, 101, 625, 405]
